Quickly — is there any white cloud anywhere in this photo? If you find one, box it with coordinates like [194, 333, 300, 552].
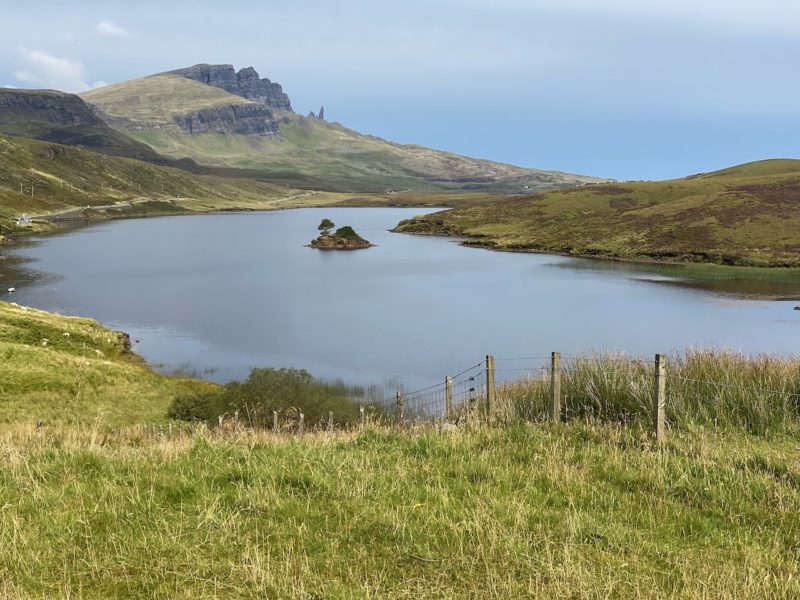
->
[14, 47, 98, 92]
[94, 20, 131, 38]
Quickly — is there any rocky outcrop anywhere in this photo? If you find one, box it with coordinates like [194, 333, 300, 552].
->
[173, 104, 280, 136]
[309, 227, 374, 250]
[0, 89, 165, 162]
[169, 64, 292, 111]
[0, 89, 106, 128]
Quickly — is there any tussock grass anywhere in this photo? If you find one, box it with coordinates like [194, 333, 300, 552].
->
[0, 424, 798, 598]
[498, 349, 800, 434]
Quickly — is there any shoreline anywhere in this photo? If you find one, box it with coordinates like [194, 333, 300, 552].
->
[392, 227, 800, 274]
[4, 203, 800, 302]
[391, 230, 800, 300]
[1, 196, 454, 251]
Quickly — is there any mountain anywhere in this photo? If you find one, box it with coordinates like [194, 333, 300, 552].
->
[80, 64, 605, 193]
[0, 88, 166, 162]
[395, 159, 800, 267]
[168, 63, 291, 110]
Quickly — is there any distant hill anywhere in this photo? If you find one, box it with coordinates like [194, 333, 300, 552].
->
[0, 88, 165, 162]
[395, 159, 800, 267]
[80, 64, 605, 193]
[0, 133, 295, 232]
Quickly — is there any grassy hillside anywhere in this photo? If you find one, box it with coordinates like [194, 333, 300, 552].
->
[80, 72, 604, 193]
[0, 301, 214, 426]
[81, 74, 255, 129]
[0, 133, 335, 233]
[395, 159, 800, 268]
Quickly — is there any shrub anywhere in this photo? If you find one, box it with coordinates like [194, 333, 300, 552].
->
[168, 389, 226, 422]
[169, 367, 363, 427]
[334, 226, 359, 239]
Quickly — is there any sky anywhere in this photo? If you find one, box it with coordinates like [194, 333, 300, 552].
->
[1, 0, 798, 180]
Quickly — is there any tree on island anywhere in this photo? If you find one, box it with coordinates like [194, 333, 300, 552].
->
[334, 226, 358, 238]
[318, 218, 335, 235]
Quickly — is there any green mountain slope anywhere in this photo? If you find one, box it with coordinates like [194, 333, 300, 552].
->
[0, 133, 299, 233]
[81, 74, 255, 129]
[80, 66, 605, 193]
[395, 159, 800, 267]
[0, 88, 167, 163]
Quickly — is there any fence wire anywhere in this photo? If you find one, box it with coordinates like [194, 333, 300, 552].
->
[77, 352, 800, 439]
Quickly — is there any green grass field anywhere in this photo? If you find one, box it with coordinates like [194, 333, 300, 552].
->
[0, 423, 798, 598]
[395, 159, 800, 268]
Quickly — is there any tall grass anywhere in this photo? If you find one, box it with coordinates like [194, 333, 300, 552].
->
[0, 423, 798, 598]
[498, 350, 800, 434]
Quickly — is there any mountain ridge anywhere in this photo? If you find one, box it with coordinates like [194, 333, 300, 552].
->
[79, 64, 606, 193]
[167, 64, 292, 110]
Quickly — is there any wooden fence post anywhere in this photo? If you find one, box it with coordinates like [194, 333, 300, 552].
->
[298, 413, 305, 436]
[328, 411, 334, 434]
[653, 354, 667, 442]
[486, 355, 496, 422]
[359, 405, 365, 430]
[273, 410, 279, 432]
[551, 352, 562, 424]
[445, 376, 453, 421]
[396, 392, 404, 428]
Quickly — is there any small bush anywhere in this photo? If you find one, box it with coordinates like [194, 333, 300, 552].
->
[168, 389, 226, 422]
[169, 367, 363, 427]
[334, 226, 359, 239]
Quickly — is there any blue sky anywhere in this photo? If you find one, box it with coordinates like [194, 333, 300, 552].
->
[2, 0, 798, 180]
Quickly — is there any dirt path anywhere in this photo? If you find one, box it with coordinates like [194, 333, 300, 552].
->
[256, 191, 319, 207]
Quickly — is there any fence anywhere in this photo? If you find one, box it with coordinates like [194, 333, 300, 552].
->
[366, 351, 800, 441]
[24, 351, 800, 442]
[363, 353, 671, 441]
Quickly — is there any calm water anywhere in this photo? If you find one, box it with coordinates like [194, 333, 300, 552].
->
[3, 208, 799, 389]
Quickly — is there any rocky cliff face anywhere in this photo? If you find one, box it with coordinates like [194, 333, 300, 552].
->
[0, 89, 166, 162]
[0, 90, 106, 128]
[169, 64, 292, 111]
[173, 104, 280, 136]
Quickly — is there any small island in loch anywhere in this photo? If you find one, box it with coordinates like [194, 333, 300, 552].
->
[308, 218, 374, 250]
